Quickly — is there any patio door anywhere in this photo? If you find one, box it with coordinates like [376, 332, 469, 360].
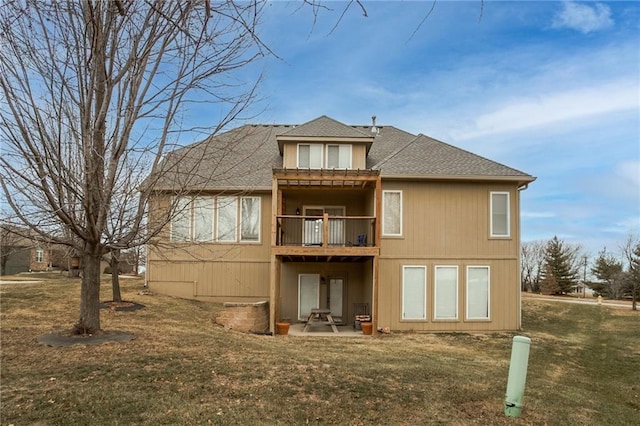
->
[302, 206, 345, 246]
[329, 277, 344, 319]
[298, 274, 320, 321]
[303, 208, 324, 245]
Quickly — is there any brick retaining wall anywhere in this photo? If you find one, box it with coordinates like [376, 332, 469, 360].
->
[214, 301, 269, 333]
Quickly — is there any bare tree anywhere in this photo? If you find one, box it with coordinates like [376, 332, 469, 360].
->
[620, 234, 640, 310]
[521, 240, 545, 292]
[0, 0, 270, 334]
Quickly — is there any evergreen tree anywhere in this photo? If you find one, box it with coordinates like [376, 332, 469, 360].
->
[590, 247, 624, 298]
[541, 236, 578, 294]
[539, 264, 561, 295]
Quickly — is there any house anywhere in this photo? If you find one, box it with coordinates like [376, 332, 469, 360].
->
[146, 116, 535, 333]
[0, 226, 69, 275]
[570, 282, 595, 297]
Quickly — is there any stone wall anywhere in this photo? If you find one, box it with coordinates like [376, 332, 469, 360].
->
[214, 301, 269, 333]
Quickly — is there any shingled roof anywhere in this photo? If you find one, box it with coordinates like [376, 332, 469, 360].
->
[372, 134, 532, 179]
[279, 115, 372, 139]
[150, 116, 534, 191]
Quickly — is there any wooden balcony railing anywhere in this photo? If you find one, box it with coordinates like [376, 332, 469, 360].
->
[275, 214, 376, 248]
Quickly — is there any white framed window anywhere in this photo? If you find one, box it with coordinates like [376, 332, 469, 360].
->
[298, 144, 323, 168]
[170, 196, 191, 241]
[170, 195, 260, 243]
[326, 144, 352, 169]
[240, 196, 261, 242]
[402, 265, 426, 320]
[216, 196, 238, 242]
[466, 266, 490, 320]
[35, 247, 44, 263]
[382, 190, 402, 236]
[193, 196, 214, 242]
[434, 266, 458, 320]
[490, 192, 510, 237]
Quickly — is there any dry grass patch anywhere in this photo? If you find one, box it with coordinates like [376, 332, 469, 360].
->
[1, 277, 639, 425]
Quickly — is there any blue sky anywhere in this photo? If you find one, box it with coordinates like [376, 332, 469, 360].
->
[232, 1, 640, 257]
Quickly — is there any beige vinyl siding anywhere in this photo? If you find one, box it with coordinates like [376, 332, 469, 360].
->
[376, 180, 521, 332]
[379, 181, 520, 258]
[377, 258, 519, 331]
[147, 193, 272, 302]
[147, 260, 270, 302]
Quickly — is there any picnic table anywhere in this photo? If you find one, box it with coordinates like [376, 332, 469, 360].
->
[302, 308, 339, 333]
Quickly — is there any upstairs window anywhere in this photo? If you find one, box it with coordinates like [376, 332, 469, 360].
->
[298, 144, 323, 168]
[490, 192, 510, 237]
[170, 195, 261, 243]
[193, 197, 214, 242]
[298, 143, 352, 169]
[326, 144, 352, 169]
[171, 197, 191, 241]
[216, 196, 238, 242]
[240, 197, 261, 242]
[382, 190, 402, 236]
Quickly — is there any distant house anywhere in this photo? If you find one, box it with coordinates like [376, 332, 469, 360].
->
[570, 282, 595, 297]
[0, 226, 69, 275]
[146, 116, 535, 333]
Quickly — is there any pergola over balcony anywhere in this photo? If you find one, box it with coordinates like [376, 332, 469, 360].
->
[272, 168, 380, 189]
[271, 168, 381, 259]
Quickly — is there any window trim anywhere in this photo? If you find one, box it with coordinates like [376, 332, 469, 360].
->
[434, 265, 459, 320]
[490, 191, 510, 238]
[382, 190, 403, 237]
[402, 265, 427, 320]
[35, 247, 44, 263]
[465, 265, 491, 320]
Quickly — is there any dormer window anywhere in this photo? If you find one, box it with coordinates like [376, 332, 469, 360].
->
[326, 144, 351, 169]
[297, 144, 323, 168]
[297, 143, 352, 169]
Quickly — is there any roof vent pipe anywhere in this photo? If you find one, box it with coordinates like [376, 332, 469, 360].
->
[371, 115, 378, 135]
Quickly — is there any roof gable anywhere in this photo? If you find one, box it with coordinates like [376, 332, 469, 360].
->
[279, 115, 371, 139]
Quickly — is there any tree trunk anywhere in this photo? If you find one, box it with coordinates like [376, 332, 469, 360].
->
[111, 249, 122, 302]
[76, 249, 102, 334]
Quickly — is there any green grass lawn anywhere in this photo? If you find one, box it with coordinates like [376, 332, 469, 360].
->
[1, 276, 638, 425]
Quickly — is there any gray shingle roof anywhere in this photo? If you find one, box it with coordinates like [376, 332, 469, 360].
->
[280, 115, 371, 138]
[372, 134, 532, 178]
[150, 116, 534, 191]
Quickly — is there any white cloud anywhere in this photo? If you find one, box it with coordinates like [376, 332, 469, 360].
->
[453, 79, 638, 140]
[552, 2, 614, 34]
[617, 160, 640, 187]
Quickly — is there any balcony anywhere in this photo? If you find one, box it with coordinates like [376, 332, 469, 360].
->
[273, 214, 378, 259]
